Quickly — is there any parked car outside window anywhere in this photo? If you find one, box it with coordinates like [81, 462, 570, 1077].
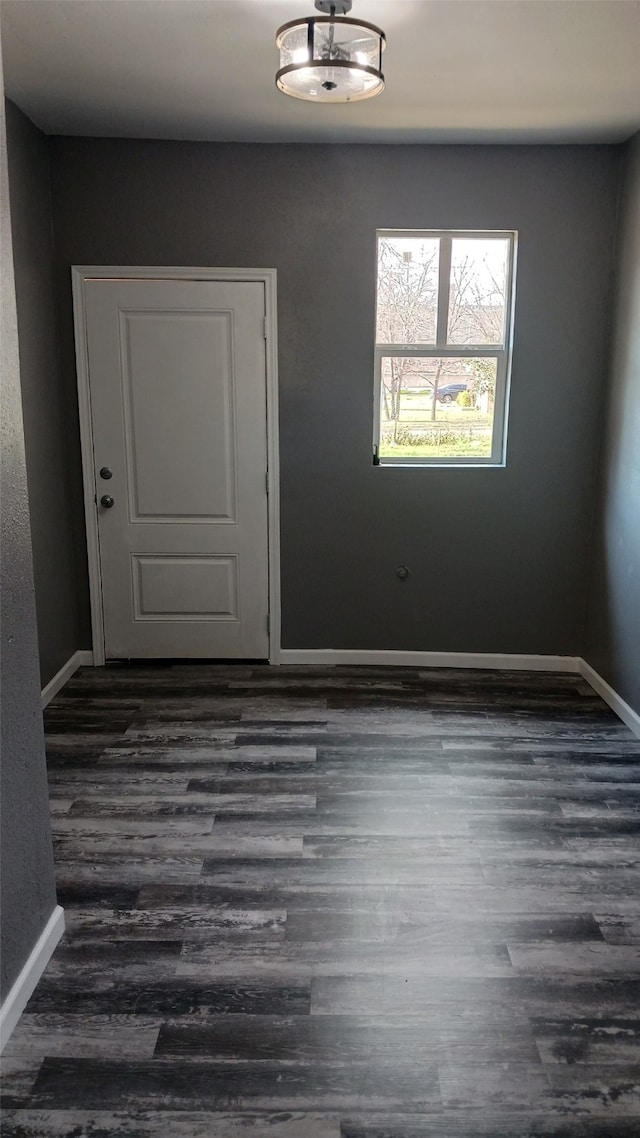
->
[436, 382, 467, 404]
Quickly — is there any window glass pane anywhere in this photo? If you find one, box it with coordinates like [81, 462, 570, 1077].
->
[379, 356, 498, 461]
[376, 236, 439, 345]
[447, 238, 509, 346]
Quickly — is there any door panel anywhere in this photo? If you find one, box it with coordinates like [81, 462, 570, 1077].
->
[132, 555, 238, 621]
[121, 310, 237, 521]
[84, 278, 269, 659]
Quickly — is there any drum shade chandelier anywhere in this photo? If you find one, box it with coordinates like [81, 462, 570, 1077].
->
[276, 0, 386, 103]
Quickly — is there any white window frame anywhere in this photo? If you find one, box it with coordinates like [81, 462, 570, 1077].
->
[373, 229, 517, 467]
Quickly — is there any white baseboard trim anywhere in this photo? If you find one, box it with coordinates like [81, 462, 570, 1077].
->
[579, 660, 640, 740]
[278, 649, 582, 672]
[41, 650, 94, 709]
[0, 905, 65, 1052]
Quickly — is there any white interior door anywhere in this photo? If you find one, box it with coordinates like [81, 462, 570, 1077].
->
[84, 277, 269, 659]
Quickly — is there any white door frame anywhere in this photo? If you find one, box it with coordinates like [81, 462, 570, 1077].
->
[72, 266, 281, 666]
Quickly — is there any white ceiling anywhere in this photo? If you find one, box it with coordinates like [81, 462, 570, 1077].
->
[2, 0, 640, 144]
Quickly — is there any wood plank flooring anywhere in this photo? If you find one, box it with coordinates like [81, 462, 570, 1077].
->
[2, 663, 640, 1136]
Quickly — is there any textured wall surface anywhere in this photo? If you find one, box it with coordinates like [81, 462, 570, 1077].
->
[6, 101, 78, 688]
[585, 132, 640, 715]
[0, 63, 57, 1001]
[49, 139, 620, 654]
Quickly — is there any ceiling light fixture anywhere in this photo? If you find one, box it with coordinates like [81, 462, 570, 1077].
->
[276, 0, 386, 103]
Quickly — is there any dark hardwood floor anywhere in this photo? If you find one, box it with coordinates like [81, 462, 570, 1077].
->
[2, 664, 640, 1137]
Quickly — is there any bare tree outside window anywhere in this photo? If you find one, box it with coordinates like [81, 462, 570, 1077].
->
[374, 230, 516, 465]
[447, 238, 509, 346]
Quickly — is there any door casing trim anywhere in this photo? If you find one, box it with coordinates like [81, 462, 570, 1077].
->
[72, 266, 281, 665]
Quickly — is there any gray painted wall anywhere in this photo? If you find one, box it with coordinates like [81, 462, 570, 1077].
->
[584, 132, 640, 715]
[49, 139, 619, 654]
[0, 56, 58, 1002]
[6, 101, 79, 688]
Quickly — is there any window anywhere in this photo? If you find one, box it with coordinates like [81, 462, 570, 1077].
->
[374, 230, 517, 466]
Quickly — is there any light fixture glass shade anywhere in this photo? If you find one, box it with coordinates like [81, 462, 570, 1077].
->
[276, 16, 385, 102]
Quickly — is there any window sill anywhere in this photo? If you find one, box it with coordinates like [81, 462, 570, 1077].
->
[374, 461, 507, 470]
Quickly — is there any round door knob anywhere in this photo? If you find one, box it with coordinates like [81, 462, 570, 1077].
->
[100, 495, 115, 509]
[99, 466, 113, 480]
